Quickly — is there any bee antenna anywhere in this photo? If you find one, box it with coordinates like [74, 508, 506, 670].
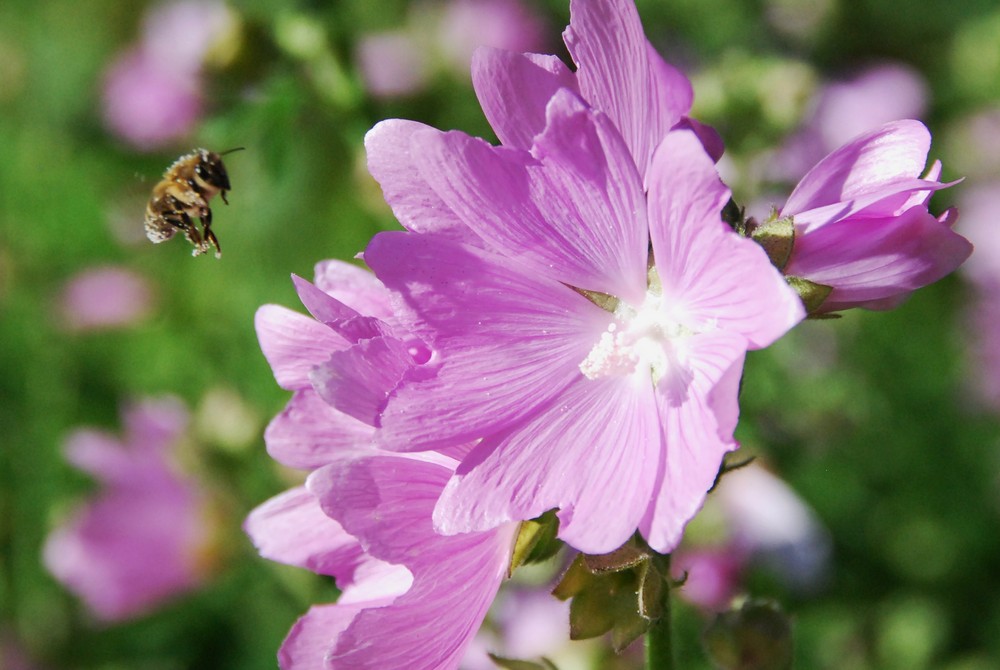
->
[220, 147, 246, 156]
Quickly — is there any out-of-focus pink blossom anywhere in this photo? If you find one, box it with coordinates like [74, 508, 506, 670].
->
[956, 183, 1000, 285]
[770, 63, 929, 183]
[356, 31, 431, 98]
[437, 0, 548, 73]
[43, 398, 215, 622]
[58, 266, 155, 332]
[956, 184, 1000, 409]
[102, 49, 202, 150]
[673, 548, 746, 611]
[141, 1, 234, 75]
[356, 0, 547, 99]
[812, 63, 928, 152]
[964, 284, 1000, 410]
[714, 464, 831, 593]
[780, 120, 972, 313]
[102, 1, 234, 149]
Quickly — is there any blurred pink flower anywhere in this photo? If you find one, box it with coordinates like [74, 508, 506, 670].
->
[43, 398, 215, 622]
[812, 63, 928, 152]
[356, 0, 546, 99]
[102, 1, 233, 149]
[102, 48, 202, 150]
[714, 464, 830, 593]
[770, 63, 929, 183]
[781, 120, 972, 313]
[673, 548, 745, 611]
[956, 183, 1000, 286]
[58, 265, 155, 332]
[437, 0, 548, 73]
[356, 31, 431, 99]
[141, 1, 234, 75]
[964, 283, 1000, 409]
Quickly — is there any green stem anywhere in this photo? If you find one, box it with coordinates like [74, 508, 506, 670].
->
[645, 553, 674, 670]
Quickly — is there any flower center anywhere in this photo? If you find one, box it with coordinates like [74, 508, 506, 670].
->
[578, 268, 694, 384]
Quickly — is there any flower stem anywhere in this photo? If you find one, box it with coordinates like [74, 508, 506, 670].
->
[645, 553, 674, 670]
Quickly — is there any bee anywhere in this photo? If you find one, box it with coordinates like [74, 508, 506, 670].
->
[144, 147, 243, 258]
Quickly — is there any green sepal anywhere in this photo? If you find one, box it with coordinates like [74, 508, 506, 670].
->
[552, 544, 674, 653]
[702, 599, 794, 670]
[750, 212, 795, 270]
[582, 536, 649, 574]
[785, 275, 834, 316]
[508, 510, 561, 576]
[488, 654, 559, 670]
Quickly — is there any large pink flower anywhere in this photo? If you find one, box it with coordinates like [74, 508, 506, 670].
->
[362, 92, 804, 554]
[781, 120, 972, 313]
[246, 453, 516, 670]
[43, 398, 214, 621]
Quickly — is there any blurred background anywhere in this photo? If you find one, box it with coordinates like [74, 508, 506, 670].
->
[2, 0, 1000, 668]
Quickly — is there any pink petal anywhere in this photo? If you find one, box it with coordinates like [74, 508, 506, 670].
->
[646, 41, 694, 135]
[278, 603, 374, 670]
[472, 47, 579, 150]
[312, 260, 395, 321]
[244, 487, 366, 582]
[783, 120, 931, 217]
[264, 390, 374, 470]
[364, 119, 479, 243]
[307, 454, 515, 670]
[787, 176, 952, 234]
[255, 305, 346, 391]
[564, 0, 689, 178]
[365, 232, 609, 451]
[310, 336, 414, 426]
[435, 375, 661, 554]
[647, 129, 805, 345]
[292, 275, 387, 343]
[412, 91, 648, 302]
[786, 206, 973, 312]
[640, 333, 745, 552]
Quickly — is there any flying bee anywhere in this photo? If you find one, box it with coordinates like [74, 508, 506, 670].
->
[144, 147, 243, 258]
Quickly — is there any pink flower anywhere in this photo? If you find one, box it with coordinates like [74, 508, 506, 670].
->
[672, 548, 745, 611]
[246, 453, 516, 670]
[43, 398, 214, 622]
[780, 120, 972, 313]
[102, 48, 203, 150]
[356, 31, 431, 99]
[437, 0, 548, 73]
[713, 464, 830, 593]
[58, 265, 155, 332]
[362, 92, 803, 554]
[102, 1, 234, 149]
[811, 63, 928, 153]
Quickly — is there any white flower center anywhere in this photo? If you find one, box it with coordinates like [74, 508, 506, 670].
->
[579, 272, 697, 385]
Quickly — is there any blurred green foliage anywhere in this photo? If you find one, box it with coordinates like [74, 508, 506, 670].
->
[1, 0, 998, 668]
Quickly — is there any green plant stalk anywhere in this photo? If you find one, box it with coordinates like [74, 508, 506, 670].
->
[645, 554, 674, 670]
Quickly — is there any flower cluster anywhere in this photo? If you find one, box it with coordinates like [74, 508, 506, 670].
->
[247, 0, 971, 666]
[44, 397, 216, 622]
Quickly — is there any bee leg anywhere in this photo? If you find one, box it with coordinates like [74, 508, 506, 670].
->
[169, 211, 206, 255]
[200, 209, 221, 258]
